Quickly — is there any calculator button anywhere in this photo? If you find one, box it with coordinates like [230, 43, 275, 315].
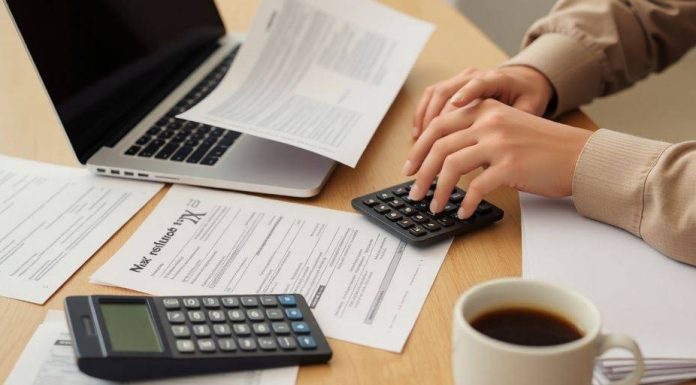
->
[376, 192, 392, 201]
[285, 308, 303, 320]
[253, 323, 271, 335]
[227, 309, 246, 322]
[444, 203, 458, 213]
[291, 321, 310, 334]
[167, 311, 185, 323]
[241, 296, 259, 307]
[259, 296, 278, 307]
[397, 219, 414, 229]
[392, 187, 408, 196]
[197, 339, 216, 352]
[402, 195, 418, 204]
[176, 339, 195, 353]
[272, 322, 291, 334]
[221, 297, 240, 308]
[208, 310, 225, 322]
[412, 214, 428, 223]
[266, 308, 284, 320]
[171, 325, 191, 338]
[462, 213, 478, 224]
[297, 336, 317, 350]
[277, 336, 297, 350]
[414, 202, 428, 211]
[425, 190, 434, 199]
[373, 204, 390, 214]
[218, 338, 237, 352]
[423, 222, 441, 231]
[387, 198, 404, 208]
[188, 311, 206, 323]
[213, 324, 232, 336]
[202, 297, 220, 308]
[246, 309, 265, 321]
[238, 338, 257, 351]
[409, 226, 427, 237]
[162, 298, 180, 309]
[258, 337, 277, 351]
[193, 324, 211, 337]
[385, 211, 402, 221]
[233, 324, 251, 336]
[277, 295, 297, 306]
[476, 202, 492, 214]
[362, 198, 379, 207]
[400, 207, 416, 216]
[437, 217, 456, 227]
[449, 191, 465, 202]
[183, 298, 200, 309]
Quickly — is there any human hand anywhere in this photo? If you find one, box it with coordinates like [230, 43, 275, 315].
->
[412, 66, 554, 138]
[403, 99, 592, 219]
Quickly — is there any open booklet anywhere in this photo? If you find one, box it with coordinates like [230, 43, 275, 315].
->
[179, 0, 434, 167]
[521, 193, 696, 385]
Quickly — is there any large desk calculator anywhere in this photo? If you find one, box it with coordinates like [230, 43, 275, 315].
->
[64, 294, 332, 381]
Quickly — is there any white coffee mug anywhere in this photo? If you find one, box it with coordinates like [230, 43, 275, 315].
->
[452, 278, 644, 385]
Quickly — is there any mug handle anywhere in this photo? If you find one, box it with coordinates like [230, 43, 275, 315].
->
[598, 334, 645, 385]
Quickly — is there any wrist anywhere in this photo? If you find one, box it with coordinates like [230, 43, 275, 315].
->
[503, 65, 555, 112]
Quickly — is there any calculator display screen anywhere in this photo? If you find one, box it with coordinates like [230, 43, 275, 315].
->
[101, 303, 163, 353]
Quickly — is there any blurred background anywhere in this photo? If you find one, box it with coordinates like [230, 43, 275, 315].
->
[449, 0, 696, 143]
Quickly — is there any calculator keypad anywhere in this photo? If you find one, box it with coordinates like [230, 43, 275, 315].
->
[352, 180, 504, 246]
[160, 294, 322, 355]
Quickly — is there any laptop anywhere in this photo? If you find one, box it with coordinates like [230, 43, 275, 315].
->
[4, 0, 336, 197]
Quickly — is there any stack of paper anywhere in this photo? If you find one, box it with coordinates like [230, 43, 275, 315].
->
[91, 185, 452, 353]
[5, 310, 297, 385]
[0, 154, 162, 304]
[180, 0, 434, 167]
[520, 193, 696, 385]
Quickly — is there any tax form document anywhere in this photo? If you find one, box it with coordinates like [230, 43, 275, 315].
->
[5, 310, 298, 385]
[178, 0, 434, 167]
[0, 154, 162, 304]
[92, 185, 451, 352]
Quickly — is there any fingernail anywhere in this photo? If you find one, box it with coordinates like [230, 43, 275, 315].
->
[412, 126, 419, 137]
[450, 92, 462, 104]
[429, 199, 440, 213]
[408, 185, 420, 200]
[457, 207, 467, 219]
[401, 160, 413, 176]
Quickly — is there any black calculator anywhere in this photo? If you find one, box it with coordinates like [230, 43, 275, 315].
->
[352, 180, 504, 246]
[64, 294, 332, 381]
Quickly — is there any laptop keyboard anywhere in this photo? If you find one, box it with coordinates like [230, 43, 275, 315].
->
[124, 48, 240, 166]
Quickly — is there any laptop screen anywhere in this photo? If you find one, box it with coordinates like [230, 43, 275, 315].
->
[6, 0, 226, 163]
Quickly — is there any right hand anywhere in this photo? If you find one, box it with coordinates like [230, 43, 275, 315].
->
[412, 65, 554, 138]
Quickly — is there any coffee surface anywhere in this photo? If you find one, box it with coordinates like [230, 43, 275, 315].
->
[470, 307, 583, 347]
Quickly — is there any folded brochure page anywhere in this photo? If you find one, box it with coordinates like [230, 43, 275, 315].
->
[179, 0, 434, 167]
[5, 310, 298, 385]
[0, 154, 163, 304]
[92, 185, 451, 352]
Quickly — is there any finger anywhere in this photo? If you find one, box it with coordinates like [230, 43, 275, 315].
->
[421, 73, 477, 133]
[413, 86, 434, 138]
[429, 145, 488, 213]
[512, 95, 544, 116]
[458, 166, 507, 219]
[439, 100, 459, 116]
[450, 75, 506, 109]
[403, 106, 481, 179]
[409, 130, 480, 205]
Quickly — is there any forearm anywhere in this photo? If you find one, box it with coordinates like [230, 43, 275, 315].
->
[503, 0, 696, 117]
[573, 129, 696, 264]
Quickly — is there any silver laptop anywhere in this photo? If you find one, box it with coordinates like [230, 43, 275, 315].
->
[5, 0, 335, 197]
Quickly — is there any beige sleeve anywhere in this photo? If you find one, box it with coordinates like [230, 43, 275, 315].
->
[503, 0, 696, 117]
[573, 129, 696, 264]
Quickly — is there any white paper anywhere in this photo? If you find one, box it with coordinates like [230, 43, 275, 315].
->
[520, 193, 696, 359]
[179, 0, 434, 167]
[0, 154, 162, 304]
[92, 184, 450, 352]
[5, 310, 297, 385]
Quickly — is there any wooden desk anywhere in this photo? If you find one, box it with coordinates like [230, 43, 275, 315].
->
[0, 1, 632, 384]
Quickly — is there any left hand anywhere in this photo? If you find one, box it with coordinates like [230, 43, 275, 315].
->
[402, 99, 592, 219]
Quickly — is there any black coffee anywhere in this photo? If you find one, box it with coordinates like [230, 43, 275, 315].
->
[470, 307, 583, 347]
